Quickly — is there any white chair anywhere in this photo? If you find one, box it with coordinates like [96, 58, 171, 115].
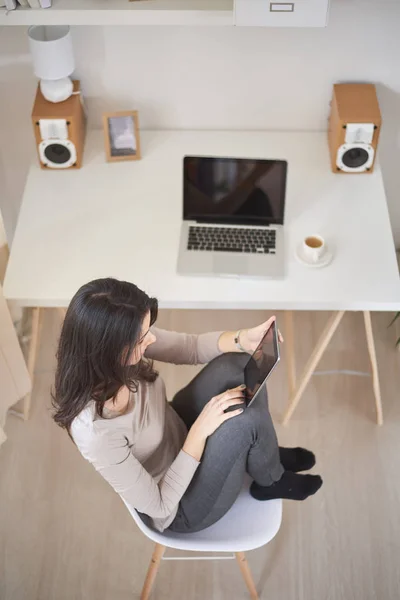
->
[121, 475, 282, 600]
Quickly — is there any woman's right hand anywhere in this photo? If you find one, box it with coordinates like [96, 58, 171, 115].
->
[182, 386, 245, 461]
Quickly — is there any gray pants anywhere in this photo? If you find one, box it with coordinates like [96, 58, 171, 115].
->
[168, 353, 284, 534]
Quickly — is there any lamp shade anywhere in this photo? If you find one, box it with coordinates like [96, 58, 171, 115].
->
[28, 26, 75, 81]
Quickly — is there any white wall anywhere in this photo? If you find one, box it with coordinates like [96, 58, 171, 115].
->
[0, 29, 37, 247]
[1, 0, 400, 246]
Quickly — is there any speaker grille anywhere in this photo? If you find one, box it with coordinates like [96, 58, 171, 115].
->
[341, 147, 369, 169]
[39, 139, 77, 169]
[44, 143, 72, 165]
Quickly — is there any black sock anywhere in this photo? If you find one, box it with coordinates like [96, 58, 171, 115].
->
[250, 471, 323, 501]
[279, 447, 316, 473]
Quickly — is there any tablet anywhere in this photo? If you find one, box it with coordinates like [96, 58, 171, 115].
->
[244, 320, 280, 407]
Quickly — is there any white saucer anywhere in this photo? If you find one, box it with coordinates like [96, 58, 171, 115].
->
[295, 244, 333, 268]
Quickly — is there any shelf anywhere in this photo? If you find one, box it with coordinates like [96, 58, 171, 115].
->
[0, 0, 234, 26]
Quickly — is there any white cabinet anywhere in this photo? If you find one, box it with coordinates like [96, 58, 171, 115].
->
[234, 0, 330, 27]
[0, 0, 331, 27]
[0, 0, 234, 27]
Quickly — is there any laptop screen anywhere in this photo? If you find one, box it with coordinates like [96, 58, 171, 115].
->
[183, 156, 287, 226]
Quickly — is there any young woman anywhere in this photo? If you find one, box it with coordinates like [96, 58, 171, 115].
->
[52, 278, 322, 534]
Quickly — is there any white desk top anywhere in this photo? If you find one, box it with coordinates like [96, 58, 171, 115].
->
[4, 130, 400, 310]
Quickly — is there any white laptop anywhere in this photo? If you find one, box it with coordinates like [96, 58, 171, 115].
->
[177, 156, 287, 278]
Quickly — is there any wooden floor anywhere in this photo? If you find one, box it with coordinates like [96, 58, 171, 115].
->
[1, 309, 400, 600]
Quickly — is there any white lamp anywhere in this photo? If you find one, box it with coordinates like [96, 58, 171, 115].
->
[28, 25, 75, 103]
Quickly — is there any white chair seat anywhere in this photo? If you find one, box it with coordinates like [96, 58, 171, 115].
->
[122, 475, 282, 553]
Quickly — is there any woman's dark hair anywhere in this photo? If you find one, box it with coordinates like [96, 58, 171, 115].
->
[52, 277, 158, 433]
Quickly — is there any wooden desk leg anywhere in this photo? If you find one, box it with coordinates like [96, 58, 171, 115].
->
[282, 311, 345, 426]
[57, 307, 67, 322]
[10, 308, 65, 421]
[363, 311, 383, 425]
[8, 307, 42, 421]
[284, 311, 296, 396]
[22, 307, 42, 420]
[235, 552, 259, 600]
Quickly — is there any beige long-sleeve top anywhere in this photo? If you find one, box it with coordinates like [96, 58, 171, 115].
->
[71, 327, 222, 532]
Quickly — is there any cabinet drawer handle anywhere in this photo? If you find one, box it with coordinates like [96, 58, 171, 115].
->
[270, 2, 295, 12]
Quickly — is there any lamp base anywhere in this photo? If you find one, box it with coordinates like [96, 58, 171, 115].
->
[40, 77, 73, 103]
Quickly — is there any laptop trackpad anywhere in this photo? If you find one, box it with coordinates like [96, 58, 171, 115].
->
[213, 254, 248, 275]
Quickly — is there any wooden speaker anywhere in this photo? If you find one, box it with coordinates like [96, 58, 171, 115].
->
[32, 80, 86, 169]
[328, 83, 381, 174]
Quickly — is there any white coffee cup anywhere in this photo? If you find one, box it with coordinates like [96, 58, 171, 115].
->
[303, 235, 326, 263]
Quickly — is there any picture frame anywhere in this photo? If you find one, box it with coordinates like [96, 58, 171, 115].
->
[102, 110, 141, 162]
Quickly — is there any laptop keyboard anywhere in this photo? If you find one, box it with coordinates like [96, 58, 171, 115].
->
[187, 226, 276, 254]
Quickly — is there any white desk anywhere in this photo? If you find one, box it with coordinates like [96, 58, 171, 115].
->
[4, 130, 400, 422]
[4, 130, 400, 310]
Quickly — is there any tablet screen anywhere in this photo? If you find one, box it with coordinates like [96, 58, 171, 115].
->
[244, 320, 280, 406]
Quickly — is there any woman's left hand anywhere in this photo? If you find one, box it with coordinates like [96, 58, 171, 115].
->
[239, 316, 284, 353]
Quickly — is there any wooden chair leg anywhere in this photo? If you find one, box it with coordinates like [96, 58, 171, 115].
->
[140, 543, 166, 600]
[282, 310, 345, 425]
[363, 311, 383, 425]
[284, 310, 296, 396]
[235, 552, 259, 600]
